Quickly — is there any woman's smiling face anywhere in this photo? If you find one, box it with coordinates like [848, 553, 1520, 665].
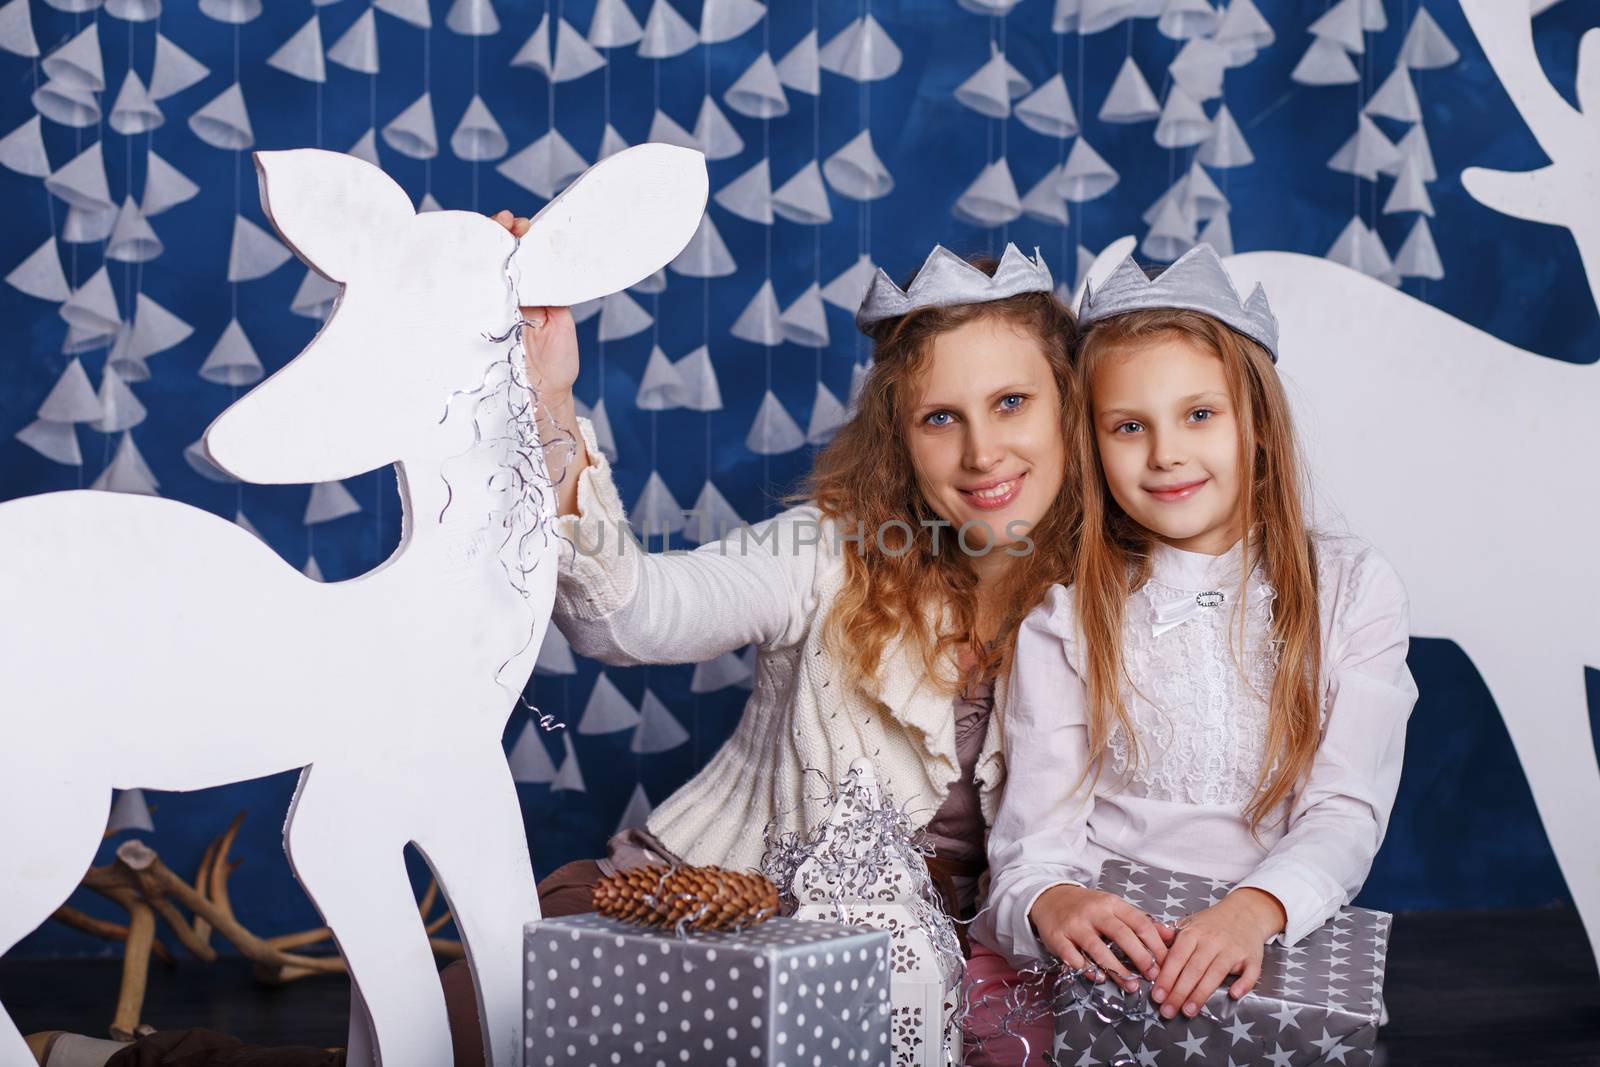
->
[903, 315, 1067, 557]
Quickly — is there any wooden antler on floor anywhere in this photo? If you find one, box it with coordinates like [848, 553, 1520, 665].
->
[51, 812, 461, 1041]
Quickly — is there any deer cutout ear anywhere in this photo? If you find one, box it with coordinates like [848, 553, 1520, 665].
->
[253, 149, 417, 285]
[510, 143, 708, 307]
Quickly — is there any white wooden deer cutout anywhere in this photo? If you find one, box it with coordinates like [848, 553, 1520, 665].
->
[1079, 0, 1600, 973]
[0, 143, 708, 1067]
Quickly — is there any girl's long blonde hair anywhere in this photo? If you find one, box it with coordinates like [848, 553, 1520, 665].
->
[1072, 308, 1321, 832]
[783, 259, 1081, 700]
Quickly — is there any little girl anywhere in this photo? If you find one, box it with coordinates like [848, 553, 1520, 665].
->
[964, 243, 1419, 1065]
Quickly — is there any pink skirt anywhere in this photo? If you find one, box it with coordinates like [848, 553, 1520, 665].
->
[960, 940, 1057, 1067]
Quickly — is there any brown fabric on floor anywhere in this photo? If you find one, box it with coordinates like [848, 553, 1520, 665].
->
[102, 1030, 343, 1067]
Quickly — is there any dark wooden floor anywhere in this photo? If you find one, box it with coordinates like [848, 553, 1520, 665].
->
[4, 907, 1598, 1065]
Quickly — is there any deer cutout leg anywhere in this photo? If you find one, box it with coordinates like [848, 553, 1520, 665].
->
[284, 765, 451, 1067]
[411, 755, 540, 1067]
[0, 777, 110, 1062]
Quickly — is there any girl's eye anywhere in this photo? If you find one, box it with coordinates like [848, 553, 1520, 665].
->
[1189, 408, 1215, 423]
[1113, 420, 1143, 435]
[925, 411, 953, 427]
[999, 393, 1026, 411]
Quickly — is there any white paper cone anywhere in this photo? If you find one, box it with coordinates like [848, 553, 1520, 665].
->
[91, 432, 160, 495]
[200, 318, 264, 386]
[60, 267, 119, 335]
[714, 158, 772, 224]
[673, 345, 722, 411]
[638, 0, 697, 59]
[636, 345, 686, 410]
[62, 203, 117, 245]
[302, 554, 324, 582]
[1394, 216, 1443, 280]
[1016, 73, 1079, 138]
[691, 648, 754, 691]
[580, 673, 642, 733]
[820, 254, 876, 311]
[32, 78, 100, 128]
[228, 215, 293, 282]
[597, 290, 653, 341]
[817, 14, 901, 82]
[150, 33, 209, 100]
[745, 389, 805, 454]
[1099, 57, 1160, 123]
[1360, 0, 1386, 32]
[1365, 63, 1421, 124]
[701, 0, 764, 44]
[382, 91, 438, 159]
[1197, 211, 1233, 257]
[694, 96, 744, 161]
[597, 123, 631, 160]
[955, 49, 1025, 119]
[188, 83, 254, 150]
[630, 690, 689, 753]
[511, 13, 552, 73]
[1168, 37, 1227, 101]
[646, 107, 701, 152]
[1021, 166, 1070, 225]
[496, 129, 588, 200]
[46, 141, 111, 210]
[418, 192, 443, 212]
[952, 159, 1023, 227]
[725, 52, 788, 119]
[822, 129, 893, 201]
[107, 198, 163, 263]
[0, 0, 39, 57]
[588, 0, 643, 48]
[16, 419, 82, 465]
[615, 784, 653, 833]
[1158, 0, 1218, 40]
[669, 213, 737, 278]
[1396, 122, 1437, 182]
[1154, 84, 1210, 148]
[1290, 37, 1359, 86]
[552, 17, 606, 80]
[550, 734, 586, 791]
[1196, 104, 1253, 168]
[1309, 0, 1364, 54]
[1142, 196, 1196, 261]
[106, 790, 155, 833]
[304, 480, 362, 524]
[632, 471, 685, 539]
[142, 150, 199, 217]
[1324, 215, 1375, 275]
[730, 280, 784, 345]
[267, 16, 326, 82]
[328, 9, 380, 73]
[450, 94, 507, 161]
[630, 268, 667, 295]
[61, 321, 117, 355]
[1364, 224, 1399, 286]
[772, 160, 831, 225]
[103, 328, 143, 384]
[0, 116, 49, 177]
[1180, 159, 1227, 219]
[183, 437, 235, 482]
[199, 0, 261, 24]
[1214, 0, 1273, 52]
[43, 24, 103, 91]
[506, 722, 559, 783]
[7, 237, 71, 302]
[1327, 114, 1402, 181]
[1400, 8, 1457, 69]
[110, 71, 163, 134]
[446, 0, 499, 36]
[291, 267, 342, 319]
[777, 29, 819, 94]
[37, 358, 103, 424]
[1383, 158, 1435, 216]
[780, 283, 829, 348]
[106, 0, 160, 20]
[805, 381, 847, 445]
[534, 625, 577, 676]
[375, 0, 431, 28]
[685, 480, 741, 544]
[128, 292, 193, 360]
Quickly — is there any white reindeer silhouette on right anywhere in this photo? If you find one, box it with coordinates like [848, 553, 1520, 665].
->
[1232, 0, 1600, 967]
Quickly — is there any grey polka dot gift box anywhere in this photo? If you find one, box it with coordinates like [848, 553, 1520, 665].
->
[523, 912, 894, 1067]
[1054, 860, 1392, 1067]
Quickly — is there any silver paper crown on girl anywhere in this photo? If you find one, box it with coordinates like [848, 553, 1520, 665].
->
[855, 243, 1054, 329]
[1077, 243, 1281, 362]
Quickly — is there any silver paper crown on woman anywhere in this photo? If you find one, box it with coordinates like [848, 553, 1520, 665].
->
[855, 243, 1054, 330]
[1077, 243, 1281, 362]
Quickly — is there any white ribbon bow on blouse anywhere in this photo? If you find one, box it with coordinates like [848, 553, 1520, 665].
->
[1150, 583, 1275, 638]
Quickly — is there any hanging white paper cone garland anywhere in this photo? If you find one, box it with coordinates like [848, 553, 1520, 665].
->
[1154, 84, 1210, 149]
[616, 784, 653, 833]
[953, 159, 1022, 227]
[497, 129, 588, 199]
[772, 161, 831, 224]
[60, 267, 120, 334]
[302, 554, 324, 582]
[551, 734, 586, 792]
[38, 358, 103, 423]
[1291, 38, 1359, 86]
[596, 291, 653, 341]
[227, 215, 292, 283]
[746, 390, 805, 454]
[1157, 0, 1219, 41]
[44, 24, 103, 90]
[589, 0, 643, 48]
[818, 15, 901, 82]
[673, 346, 722, 411]
[1142, 196, 1196, 261]
[511, 14, 551, 71]
[725, 52, 788, 119]
[670, 215, 737, 278]
[150, 33, 208, 100]
[1214, 0, 1272, 61]
[199, 318, 263, 386]
[7, 238, 71, 302]
[691, 648, 751, 691]
[1179, 159, 1227, 218]
[189, 83, 254, 149]
[580, 673, 642, 733]
[107, 198, 163, 263]
[684, 480, 740, 543]
[715, 158, 772, 223]
[777, 30, 819, 94]
[535, 625, 577, 676]
[375, 0, 431, 28]
[1395, 217, 1443, 280]
[110, 71, 163, 134]
[1396, 122, 1437, 182]
[1365, 63, 1421, 124]
[701, 0, 765, 44]
[382, 92, 439, 160]
[731, 280, 784, 345]
[328, 9, 380, 73]
[446, 0, 499, 36]
[955, 47, 1029, 120]
[1196, 104, 1253, 167]
[418, 192, 443, 211]
[451, 95, 508, 161]
[507, 722, 558, 783]
[107, 790, 155, 834]
[199, 0, 261, 24]
[16, 419, 82, 465]
[1309, 0, 1364, 54]
[290, 267, 340, 319]
[1383, 159, 1435, 216]
[127, 292, 193, 361]
[780, 283, 829, 348]
[1021, 166, 1070, 225]
[632, 472, 685, 539]
[638, 0, 697, 59]
[91, 433, 160, 495]
[821, 254, 876, 311]
[1098, 56, 1160, 123]
[1078, 0, 1135, 36]
[597, 123, 631, 160]
[636, 346, 686, 410]
[631, 691, 689, 753]
[304, 480, 362, 524]
[63, 204, 118, 245]
[1325, 216, 1393, 283]
[694, 96, 744, 161]
[823, 130, 892, 201]
[805, 382, 848, 446]
[1400, 8, 1458, 69]
[1327, 115, 1402, 181]
[1057, 137, 1119, 202]
[33, 78, 100, 127]
[267, 16, 326, 83]
[142, 150, 199, 216]
[0, 116, 49, 177]
[1197, 211, 1233, 257]
[553, 18, 606, 80]
[1168, 37, 1227, 101]
[47, 141, 111, 210]
[646, 108, 700, 151]
[0, 0, 39, 57]
[1015, 73, 1078, 138]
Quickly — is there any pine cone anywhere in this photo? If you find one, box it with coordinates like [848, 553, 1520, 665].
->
[592, 864, 780, 932]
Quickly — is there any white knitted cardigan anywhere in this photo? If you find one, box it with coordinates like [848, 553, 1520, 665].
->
[550, 415, 1009, 874]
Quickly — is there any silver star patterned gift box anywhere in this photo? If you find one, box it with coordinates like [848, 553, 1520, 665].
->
[1053, 860, 1392, 1067]
[522, 912, 894, 1067]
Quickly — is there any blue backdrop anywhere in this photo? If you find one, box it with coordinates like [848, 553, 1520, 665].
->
[2, 0, 1596, 958]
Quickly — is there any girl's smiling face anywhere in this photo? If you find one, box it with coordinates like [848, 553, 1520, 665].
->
[904, 315, 1067, 556]
[1091, 334, 1244, 555]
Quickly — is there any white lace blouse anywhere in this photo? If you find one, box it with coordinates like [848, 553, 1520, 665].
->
[975, 534, 1419, 964]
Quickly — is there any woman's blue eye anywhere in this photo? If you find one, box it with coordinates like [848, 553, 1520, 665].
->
[926, 411, 952, 427]
[1000, 394, 1025, 411]
[1189, 408, 1214, 423]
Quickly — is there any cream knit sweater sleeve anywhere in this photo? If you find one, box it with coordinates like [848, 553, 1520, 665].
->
[550, 415, 826, 664]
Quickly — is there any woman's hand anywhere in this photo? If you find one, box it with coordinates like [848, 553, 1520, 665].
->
[489, 210, 580, 398]
[1028, 884, 1171, 991]
[1150, 887, 1285, 1020]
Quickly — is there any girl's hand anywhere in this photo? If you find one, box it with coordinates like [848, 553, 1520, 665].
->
[1150, 887, 1285, 1020]
[1028, 884, 1171, 992]
[489, 209, 579, 398]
